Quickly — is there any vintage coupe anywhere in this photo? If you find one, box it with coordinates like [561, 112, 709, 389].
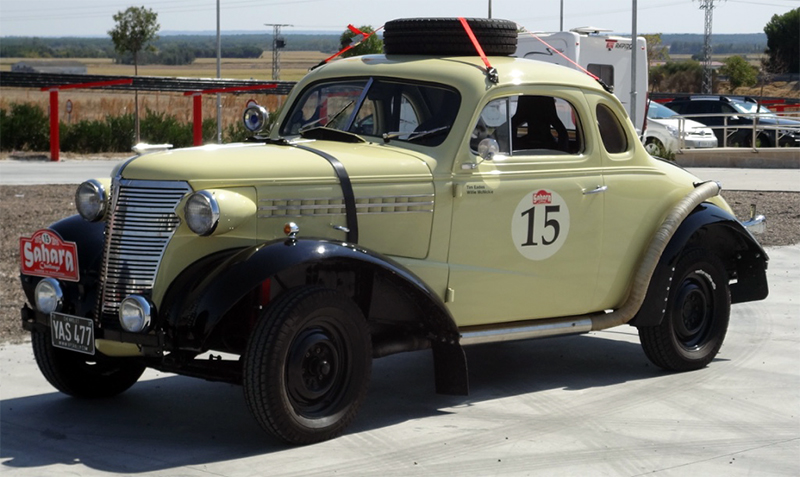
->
[20, 19, 767, 445]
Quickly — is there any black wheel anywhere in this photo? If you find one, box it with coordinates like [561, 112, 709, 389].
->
[384, 18, 518, 56]
[638, 249, 730, 371]
[243, 286, 372, 445]
[31, 329, 146, 398]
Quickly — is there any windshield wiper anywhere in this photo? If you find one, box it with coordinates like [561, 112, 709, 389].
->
[382, 125, 450, 144]
[299, 100, 354, 133]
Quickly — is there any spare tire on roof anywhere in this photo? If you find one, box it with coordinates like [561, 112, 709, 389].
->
[383, 18, 518, 56]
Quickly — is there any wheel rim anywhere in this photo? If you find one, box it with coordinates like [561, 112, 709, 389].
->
[645, 140, 661, 154]
[673, 273, 714, 349]
[286, 323, 349, 418]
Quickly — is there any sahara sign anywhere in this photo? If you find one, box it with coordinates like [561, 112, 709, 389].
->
[20, 229, 79, 282]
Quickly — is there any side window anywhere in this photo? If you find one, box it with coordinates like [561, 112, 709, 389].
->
[471, 95, 582, 156]
[596, 103, 629, 154]
[587, 64, 614, 90]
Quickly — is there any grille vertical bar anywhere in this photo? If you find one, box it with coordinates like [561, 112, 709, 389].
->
[97, 179, 192, 323]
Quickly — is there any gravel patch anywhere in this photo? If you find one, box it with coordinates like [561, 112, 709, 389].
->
[1, 186, 797, 344]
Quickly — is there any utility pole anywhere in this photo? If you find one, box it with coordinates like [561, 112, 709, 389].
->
[216, 0, 222, 143]
[266, 23, 292, 80]
[696, 0, 724, 94]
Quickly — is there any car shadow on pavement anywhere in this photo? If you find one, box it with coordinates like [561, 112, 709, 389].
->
[1, 331, 660, 473]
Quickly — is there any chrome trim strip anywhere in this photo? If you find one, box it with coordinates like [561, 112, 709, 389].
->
[459, 317, 593, 345]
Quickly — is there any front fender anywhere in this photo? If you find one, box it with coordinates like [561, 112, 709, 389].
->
[160, 237, 468, 395]
[167, 238, 460, 347]
[19, 215, 105, 318]
[631, 202, 769, 327]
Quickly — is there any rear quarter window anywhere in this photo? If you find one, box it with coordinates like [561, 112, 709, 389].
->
[596, 104, 629, 154]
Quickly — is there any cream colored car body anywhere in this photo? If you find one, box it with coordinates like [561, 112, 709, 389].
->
[119, 54, 730, 330]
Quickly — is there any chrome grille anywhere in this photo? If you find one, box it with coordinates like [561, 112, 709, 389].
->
[98, 179, 191, 321]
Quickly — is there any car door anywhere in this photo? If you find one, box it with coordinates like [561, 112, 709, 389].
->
[447, 90, 605, 327]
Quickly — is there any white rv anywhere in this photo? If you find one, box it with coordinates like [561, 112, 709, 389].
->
[515, 27, 648, 135]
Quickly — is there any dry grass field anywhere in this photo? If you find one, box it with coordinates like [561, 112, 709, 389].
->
[0, 52, 328, 129]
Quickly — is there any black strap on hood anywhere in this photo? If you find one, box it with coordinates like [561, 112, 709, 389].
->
[293, 144, 359, 244]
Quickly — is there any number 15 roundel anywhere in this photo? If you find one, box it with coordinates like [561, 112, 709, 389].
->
[511, 189, 571, 261]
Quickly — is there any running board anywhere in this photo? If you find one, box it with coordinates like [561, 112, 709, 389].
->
[459, 317, 593, 346]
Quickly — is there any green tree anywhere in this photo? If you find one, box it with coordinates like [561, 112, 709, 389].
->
[763, 8, 799, 74]
[339, 26, 383, 58]
[643, 34, 670, 68]
[719, 55, 758, 91]
[108, 6, 160, 142]
[649, 61, 708, 93]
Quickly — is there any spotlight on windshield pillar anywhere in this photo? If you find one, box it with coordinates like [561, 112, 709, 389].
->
[243, 105, 269, 133]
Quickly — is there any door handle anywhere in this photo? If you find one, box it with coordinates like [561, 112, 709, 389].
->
[582, 185, 608, 195]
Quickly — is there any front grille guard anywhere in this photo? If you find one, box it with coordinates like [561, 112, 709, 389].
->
[96, 179, 192, 327]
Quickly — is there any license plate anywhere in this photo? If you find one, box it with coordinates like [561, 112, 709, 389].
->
[50, 313, 95, 355]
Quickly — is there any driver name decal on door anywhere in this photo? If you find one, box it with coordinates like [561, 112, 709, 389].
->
[511, 189, 570, 260]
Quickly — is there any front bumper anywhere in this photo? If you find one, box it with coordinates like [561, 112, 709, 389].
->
[21, 304, 166, 356]
[683, 135, 718, 149]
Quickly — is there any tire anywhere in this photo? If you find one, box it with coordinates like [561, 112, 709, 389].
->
[638, 249, 730, 371]
[31, 329, 146, 398]
[243, 286, 372, 445]
[644, 138, 665, 156]
[383, 18, 518, 56]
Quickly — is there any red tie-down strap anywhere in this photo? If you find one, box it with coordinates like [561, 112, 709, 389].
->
[312, 24, 385, 69]
[458, 17, 498, 83]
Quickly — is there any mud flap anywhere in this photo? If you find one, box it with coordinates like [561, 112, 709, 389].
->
[432, 341, 469, 396]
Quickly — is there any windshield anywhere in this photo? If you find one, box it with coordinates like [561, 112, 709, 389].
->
[280, 78, 461, 146]
[647, 101, 678, 119]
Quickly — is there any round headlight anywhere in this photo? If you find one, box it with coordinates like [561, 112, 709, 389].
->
[75, 179, 107, 222]
[243, 105, 269, 132]
[184, 190, 220, 236]
[35, 278, 63, 314]
[119, 296, 152, 333]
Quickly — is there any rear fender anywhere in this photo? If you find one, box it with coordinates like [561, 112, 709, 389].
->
[631, 203, 769, 327]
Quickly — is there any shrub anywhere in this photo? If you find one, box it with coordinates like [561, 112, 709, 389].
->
[0, 103, 50, 151]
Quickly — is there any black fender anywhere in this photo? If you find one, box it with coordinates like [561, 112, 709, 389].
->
[19, 215, 106, 319]
[162, 237, 468, 396]
[631, 202, 769, 327]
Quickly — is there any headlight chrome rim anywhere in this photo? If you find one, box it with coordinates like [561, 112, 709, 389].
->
[34, 278, 63, 314]
[184, 190, 220, 236]
[119, 295, 153, 333]
[75, 179, 107, 222]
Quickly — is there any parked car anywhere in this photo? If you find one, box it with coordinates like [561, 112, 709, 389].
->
[644, 100, 717, 154]
[19, 18, 769, 445]
[665, 95, 800, 148]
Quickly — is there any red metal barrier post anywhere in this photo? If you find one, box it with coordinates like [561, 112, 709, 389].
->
[192, 93, 203, 146]
[49, 89, 59, 161]
[41, 79, 133, 162]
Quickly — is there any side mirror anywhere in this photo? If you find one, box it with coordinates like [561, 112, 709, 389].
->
[243, 105, 270, 133]
[463, 138, 501, 170]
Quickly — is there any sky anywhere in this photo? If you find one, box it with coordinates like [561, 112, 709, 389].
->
[0, 0, 796, 37]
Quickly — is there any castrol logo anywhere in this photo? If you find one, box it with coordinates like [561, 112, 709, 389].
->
[20, 230, 79, 282]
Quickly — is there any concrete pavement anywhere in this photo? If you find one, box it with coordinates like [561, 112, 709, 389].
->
[1, 244, 798, 476]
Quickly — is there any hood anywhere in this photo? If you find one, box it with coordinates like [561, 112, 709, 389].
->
[649, 117, 712, 132]
[119, 141, 434, 186]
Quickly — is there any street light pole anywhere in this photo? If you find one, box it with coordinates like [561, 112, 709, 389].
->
[488, 0, 492, 18]
[631, 0, 638, 133]
[216, 0, 222, 143]
[560, 0, 564, 31]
